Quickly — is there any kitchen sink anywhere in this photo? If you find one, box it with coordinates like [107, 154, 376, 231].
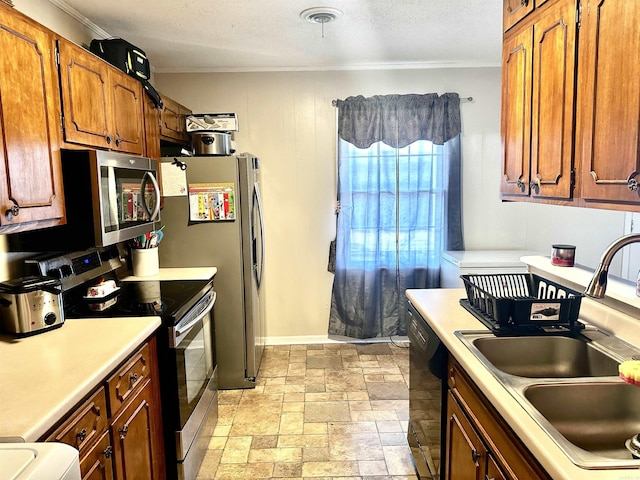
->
[471, 335, 620, 378]
[456, 329, 640, 469]
[524, 382, 640, 462]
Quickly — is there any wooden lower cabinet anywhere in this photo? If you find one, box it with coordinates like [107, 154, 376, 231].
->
[45, 337, 164, 480]
[80, 431, 115, 480]
[446, 391, 487, 480]
[445, 356, 551, 480]
[111, 379, 160, 480]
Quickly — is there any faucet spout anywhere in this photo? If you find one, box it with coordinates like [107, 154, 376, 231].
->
[585, 233, 640, 298]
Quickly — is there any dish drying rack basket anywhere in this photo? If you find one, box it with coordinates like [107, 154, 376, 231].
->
[460, 273, 584, 334]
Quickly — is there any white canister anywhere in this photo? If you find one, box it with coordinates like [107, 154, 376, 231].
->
[131, 248, 159, 277]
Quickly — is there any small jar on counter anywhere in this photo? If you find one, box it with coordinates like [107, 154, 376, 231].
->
[551, 244, 576, 267]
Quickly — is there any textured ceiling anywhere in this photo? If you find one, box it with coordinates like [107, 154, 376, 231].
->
[54, 0, 503, 73]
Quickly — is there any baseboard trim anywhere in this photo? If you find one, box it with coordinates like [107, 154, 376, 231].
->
[264, 335, 409, 346]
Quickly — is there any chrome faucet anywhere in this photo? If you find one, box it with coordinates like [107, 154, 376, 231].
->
[585, 233, 640, 298]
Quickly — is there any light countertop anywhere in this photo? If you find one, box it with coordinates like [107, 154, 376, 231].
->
[0, 316, 160, 443]
[406, 283, 640, 480]
[0, 266, 217, 443]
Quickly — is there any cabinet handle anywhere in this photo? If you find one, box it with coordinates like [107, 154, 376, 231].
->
[471, 448, 482, 464]
[5, 199, 19, 220]
[627, 172, 639, 192]
[130, 372, 139, 386]
[119, 425, 128, 439]
[521, 0, 529, 6]
[103, 445, 112, 459]
[516, 179, 525, 192]
[115, 136, 121, 147]
[106, 134, 114, 144]
[76, 428, 87, 442]
[529, 180, 540, 194]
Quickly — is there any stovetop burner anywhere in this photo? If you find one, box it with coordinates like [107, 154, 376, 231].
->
[65, 279, 212, 326]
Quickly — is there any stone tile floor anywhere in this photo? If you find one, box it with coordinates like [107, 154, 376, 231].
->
[196, 341, 419, 479]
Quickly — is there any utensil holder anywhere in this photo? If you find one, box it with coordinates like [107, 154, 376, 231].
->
[131, 248, 159, 277]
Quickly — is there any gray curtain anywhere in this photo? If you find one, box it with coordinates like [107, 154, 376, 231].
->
[328, 93, 463, 339]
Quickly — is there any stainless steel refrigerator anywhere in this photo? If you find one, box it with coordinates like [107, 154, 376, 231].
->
[159, 153, 265, 389]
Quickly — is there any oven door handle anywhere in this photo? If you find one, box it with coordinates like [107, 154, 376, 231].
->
[172, 291, 217, 343]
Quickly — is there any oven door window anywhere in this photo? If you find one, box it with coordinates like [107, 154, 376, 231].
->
[100, 166, 160, 233]
[175, 311, 214, 429]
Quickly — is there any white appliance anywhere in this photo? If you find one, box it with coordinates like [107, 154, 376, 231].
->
[0, 443, 80, 480]
[440, 250, 536, 288]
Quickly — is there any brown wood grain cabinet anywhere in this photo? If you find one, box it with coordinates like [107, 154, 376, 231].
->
[0, 3, 66, 230]
[45, 337, 165, 480]
[576, 0, 640, 208]
[58, 38, 145, 156]
[445, 356, 551, 480]
[500, 0, 577, 202]
[143, 94, 162, 161]
[503, 0, 552, 32]
[160, 94, 191, 145]
[501, 0, 640, 211]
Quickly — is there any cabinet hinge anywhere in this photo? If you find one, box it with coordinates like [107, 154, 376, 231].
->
[54, 45, 60, 68]
[576, 1, 582, 28]
[571, 169, 576, 188]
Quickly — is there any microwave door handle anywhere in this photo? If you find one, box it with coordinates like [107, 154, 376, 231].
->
[170, 291, 216, 347]
[140, 172, 161, 221]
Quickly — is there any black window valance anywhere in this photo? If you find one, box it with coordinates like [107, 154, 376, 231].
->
[336, 93, 461, 148]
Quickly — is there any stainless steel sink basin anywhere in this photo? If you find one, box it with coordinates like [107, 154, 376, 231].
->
[524, 382, 640, 461]
[472, 335, 620, 378]
[455, 329, 640, 469]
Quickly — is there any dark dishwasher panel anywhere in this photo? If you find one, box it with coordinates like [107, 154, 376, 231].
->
[407, 302, 448, 480]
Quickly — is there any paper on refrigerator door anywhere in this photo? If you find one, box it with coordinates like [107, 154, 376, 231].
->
[160, 162, 188, 196]
[188, 183, 236, 221]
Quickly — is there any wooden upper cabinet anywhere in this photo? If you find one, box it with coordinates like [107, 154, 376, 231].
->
[529, 0, 576, 200]
[0, 4, 65, 229]
[143, 94, 161, 161]
[504, 0, 553, 31]
[58, 38, 144, 155]
[160, 93, 191, 144]
[501, 25, 533, 198]
[577, 0, 640, 206]
[501, 0, 576, 201]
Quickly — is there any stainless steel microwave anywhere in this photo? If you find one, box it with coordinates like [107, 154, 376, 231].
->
[10, 150, 161, 252]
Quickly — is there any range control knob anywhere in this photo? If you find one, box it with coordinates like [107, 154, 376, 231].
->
[60, 265, 73, 277]
[44, 312, 57, 325]
[46, 268, 62, 279]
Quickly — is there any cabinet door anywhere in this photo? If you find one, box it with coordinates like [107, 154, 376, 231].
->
[160, 94, 191, 144]
[445, 391, 486, 480]
[529, 0, 576, 200]
[501, 25, 533, 198]
[80, 431, 115, 480]
[0, 6, 65, 227]
[503, 0, 535, 31]
[110, 71, 144, 155]
[110, 379, 162, 480]
[578, 0, 640, 205]
[58, 39, 111, 149]
[487, 453, 509, 480]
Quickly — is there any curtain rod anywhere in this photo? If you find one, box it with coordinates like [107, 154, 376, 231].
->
[331, 96, 473, 107]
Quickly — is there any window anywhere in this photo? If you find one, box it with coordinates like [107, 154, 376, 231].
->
[338, 138, 446, 269]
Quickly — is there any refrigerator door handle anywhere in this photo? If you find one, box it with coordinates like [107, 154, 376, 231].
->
[253, 183, 265, 289]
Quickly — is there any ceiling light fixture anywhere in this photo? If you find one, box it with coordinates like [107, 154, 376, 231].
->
[300, 7, 343, 38]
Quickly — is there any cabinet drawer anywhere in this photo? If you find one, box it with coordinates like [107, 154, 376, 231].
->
[106, 342, 152, 414]
[79, 430, 115, 480]
[47, 387, 108, 455]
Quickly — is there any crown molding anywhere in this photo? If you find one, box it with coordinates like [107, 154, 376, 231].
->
[47, 0, 111, 39]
